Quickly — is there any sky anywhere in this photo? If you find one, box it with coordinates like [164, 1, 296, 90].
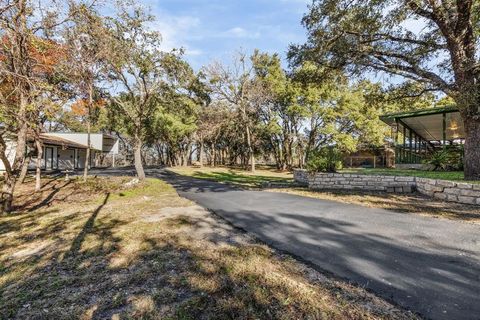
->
[142, 0, 311, 70]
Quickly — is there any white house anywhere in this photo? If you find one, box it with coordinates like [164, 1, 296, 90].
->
[0, 132, 120, 172]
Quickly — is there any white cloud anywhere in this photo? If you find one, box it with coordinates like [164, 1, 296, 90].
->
[149, 12, 202, 55]
[185, 49, 204, 56]
[222, 27, 260, 39]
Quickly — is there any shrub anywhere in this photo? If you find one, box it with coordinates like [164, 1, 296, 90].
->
[306, 147, 343, 173]
[423, 149, 463, 171]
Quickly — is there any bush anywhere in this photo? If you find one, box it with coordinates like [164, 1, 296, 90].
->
[306, 147, 343, 173]
[423, 149, 463, 171]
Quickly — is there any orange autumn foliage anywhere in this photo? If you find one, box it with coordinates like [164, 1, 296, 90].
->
[0, 35, 67, 105]
[71, 98, 106, 116]
[0, 34, 67, 77]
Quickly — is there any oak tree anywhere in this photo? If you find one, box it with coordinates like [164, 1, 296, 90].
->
[290, 0, 480, 180]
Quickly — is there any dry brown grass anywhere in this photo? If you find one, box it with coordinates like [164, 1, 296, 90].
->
[0, 176, 418, 319]
[270, 188, 480, 223]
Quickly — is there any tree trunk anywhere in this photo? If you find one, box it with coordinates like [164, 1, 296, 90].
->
[211, 141, 215, 167]
[84, 126, 91, 182]
[19, 155, 30, 183]
[463, 116, 480, 180]
[83, 86, 93, 182]
[134, 135, 146, 180]
[1, 97, 28, 213]
[1, 175, 16, 213]
[35, 139, 43, 192]
[250, 152, 255, 172]
[182, 147, 189, 167]
[0, 136, 14, 213]
[156, 144, 164, 165]
[245, 125, 255, 172]
[199, 138, 204, 167]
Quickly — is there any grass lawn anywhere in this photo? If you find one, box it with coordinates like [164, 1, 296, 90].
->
[169, 165, 293, 188]
[0, 175, 415, 319]
[340, 168, 480, 183]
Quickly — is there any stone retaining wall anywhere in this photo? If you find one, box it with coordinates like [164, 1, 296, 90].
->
[293, 169, 310, 185]
[293, 169, 480, 205]
[416, 178, 480, 205]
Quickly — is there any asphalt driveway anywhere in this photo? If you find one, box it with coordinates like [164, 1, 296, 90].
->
[156, 170, 480, 319]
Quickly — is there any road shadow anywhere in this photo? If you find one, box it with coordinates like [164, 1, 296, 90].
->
[207, 202, 480, 320]
[156, 170, 244, 193]
[157, 172, 480, 320]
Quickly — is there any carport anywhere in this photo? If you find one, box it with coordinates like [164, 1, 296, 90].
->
[380, 106, 465, 166]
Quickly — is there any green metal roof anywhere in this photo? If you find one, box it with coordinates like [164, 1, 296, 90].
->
[380, 105, 464, 142]
[380, 106, 459, 125]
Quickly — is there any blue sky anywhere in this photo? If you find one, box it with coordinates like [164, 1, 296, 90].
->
[143, 0, 310, 70]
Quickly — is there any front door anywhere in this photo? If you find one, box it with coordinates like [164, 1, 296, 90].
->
[44, 147, 54, 170]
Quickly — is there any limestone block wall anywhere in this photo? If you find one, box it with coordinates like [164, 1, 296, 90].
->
[293, 169, 310, 185]
[416, 178, 480, 205]
[306, 172, 415, 193]
[293, 169, 480, 205]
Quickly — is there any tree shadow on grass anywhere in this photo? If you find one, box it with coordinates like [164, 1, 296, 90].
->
[67, 193, 110, 257]
[158, 170, 292, 193]
[25, 180, 72, 212]
[194, 170, 293, 187]
[10, 180, 73, 213]
[0, 192, 126, 319]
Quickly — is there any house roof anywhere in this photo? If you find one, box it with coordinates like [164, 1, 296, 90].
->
[43, 132, 117, 139]
[380, 106, 465, 141]
[38, 134, 91, 150]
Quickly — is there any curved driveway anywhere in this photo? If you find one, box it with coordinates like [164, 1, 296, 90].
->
[157, 170, 480, 320]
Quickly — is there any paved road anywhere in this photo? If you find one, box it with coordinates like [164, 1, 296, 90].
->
[156, 170, 480, 320]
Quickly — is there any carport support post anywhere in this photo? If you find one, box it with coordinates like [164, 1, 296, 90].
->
[413, 134, 416, 163]
[403, 124, 407, 164]
[442, 112, 447, 150]
[394, 119, 399, 164]
[409, 129, 413, 163]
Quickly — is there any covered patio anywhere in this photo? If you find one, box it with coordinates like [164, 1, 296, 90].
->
[380, 106, 465, 168]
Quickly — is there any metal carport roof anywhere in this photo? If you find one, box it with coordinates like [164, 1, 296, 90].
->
[380, 106, 465, 142]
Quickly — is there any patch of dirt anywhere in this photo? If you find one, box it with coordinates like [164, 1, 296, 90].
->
[10, 240, 54, 259]
[141, 206, 203, 222]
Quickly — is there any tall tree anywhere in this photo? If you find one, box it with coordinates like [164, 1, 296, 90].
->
[290, 0, 480, 180]
[205, 52, 264, 172]
[64, 4, 108, 181]
[0, 0, 72, 212]
[252, 51, 302, 170]
[196, 101, 228, 167]
[153, 55, 209, 167]
[105, 6, 188, 179]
